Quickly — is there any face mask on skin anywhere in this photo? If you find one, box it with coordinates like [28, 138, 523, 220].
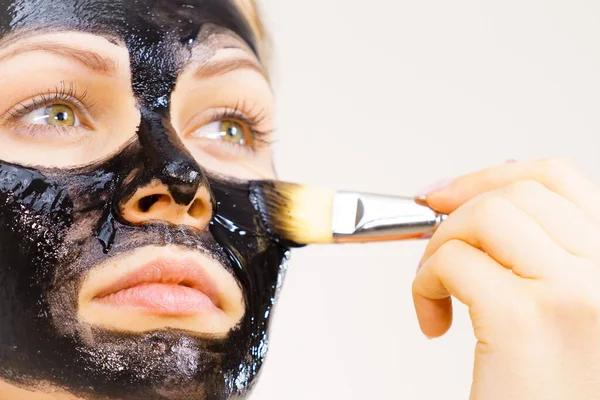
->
[0, 1, 289, 399]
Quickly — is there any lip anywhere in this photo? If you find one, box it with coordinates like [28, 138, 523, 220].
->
[77, 245, 245, 335]
[93, 259, 223, 317]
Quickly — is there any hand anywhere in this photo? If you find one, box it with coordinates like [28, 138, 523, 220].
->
[413, 158, 600, 400]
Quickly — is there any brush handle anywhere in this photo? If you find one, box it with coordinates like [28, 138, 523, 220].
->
[331, 192, 447, 243]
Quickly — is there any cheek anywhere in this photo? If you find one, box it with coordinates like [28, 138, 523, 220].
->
[0, 164, 74, 262]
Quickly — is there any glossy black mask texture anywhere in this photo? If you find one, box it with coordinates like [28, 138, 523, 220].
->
[0, 1, 289, 399]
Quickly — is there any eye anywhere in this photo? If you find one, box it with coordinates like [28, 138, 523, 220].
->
[19, 104, 81, 127]
[191, 119, 251, 146]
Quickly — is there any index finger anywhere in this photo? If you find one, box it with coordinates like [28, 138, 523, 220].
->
[425, 158, 600, 223]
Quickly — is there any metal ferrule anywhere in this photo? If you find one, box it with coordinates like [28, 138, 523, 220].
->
[331, 192, 447, 243]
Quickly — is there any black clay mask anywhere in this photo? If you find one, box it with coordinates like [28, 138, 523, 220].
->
[0, 1, 289, 399]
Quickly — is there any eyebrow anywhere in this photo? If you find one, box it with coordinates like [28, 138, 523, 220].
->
[0, 39, 265, 81]
[0, 42, 118, 76]
[193, 57, 267, 80]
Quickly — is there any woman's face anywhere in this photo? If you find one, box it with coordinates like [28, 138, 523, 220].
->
[0, 1, 288, 399]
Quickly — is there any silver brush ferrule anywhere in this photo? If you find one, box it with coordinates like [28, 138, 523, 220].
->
[331, 192, 447, 243]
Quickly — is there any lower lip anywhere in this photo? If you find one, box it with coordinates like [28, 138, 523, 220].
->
[94, 283, 219, 316]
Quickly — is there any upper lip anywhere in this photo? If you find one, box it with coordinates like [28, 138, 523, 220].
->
[94, 258, 221, 308]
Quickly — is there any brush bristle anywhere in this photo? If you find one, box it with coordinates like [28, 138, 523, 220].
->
[249, 181, 334, 245]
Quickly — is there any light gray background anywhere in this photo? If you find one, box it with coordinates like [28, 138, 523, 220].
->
[253, 1, 600, 399]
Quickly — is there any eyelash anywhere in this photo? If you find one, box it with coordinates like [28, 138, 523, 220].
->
[3, 81, 91, 135]
[2, 83, 273, 151]
[204, 100, 273, 150]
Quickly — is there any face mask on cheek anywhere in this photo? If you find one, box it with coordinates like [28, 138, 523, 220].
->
[0, 1, 289, 399]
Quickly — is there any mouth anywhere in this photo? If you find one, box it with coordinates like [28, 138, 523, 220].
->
[77, 245, 245, 335]
[94, 258, 222, 315]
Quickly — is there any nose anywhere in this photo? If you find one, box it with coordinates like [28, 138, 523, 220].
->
[118, 107, 215, 230]
[120, 179, 214, 230]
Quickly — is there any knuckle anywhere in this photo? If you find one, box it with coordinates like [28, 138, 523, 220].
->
[471, 196, 500, 217]
[436, 239, 466, 258]
[470, 196, 507, 231]
[541, 156, 579, 177]
[503, 179, 545, 198]
[430, 239, 463, 265]
[427, 239, 466, 274]
[440, 239, 465, 256]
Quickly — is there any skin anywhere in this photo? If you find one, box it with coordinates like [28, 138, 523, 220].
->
[415, 157, 600, 399]
[1, 2, 596, 399]
[0, 2, 286, 399]
[0, 31, 274, 177]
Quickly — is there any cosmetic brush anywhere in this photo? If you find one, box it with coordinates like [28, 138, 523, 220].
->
[249, 181, 448, 245]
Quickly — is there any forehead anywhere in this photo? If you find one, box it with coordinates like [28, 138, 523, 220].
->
[0, 0, 257, 55]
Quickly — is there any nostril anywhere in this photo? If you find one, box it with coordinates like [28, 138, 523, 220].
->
[137, 194, 169, 213]
[188, 199, 205, 219]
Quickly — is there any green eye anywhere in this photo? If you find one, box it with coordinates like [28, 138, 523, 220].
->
[47, 104, 77, 126]
[219, 120, 246, 144]
[20, 104, 80, 127]
[192, 119, 252, 146]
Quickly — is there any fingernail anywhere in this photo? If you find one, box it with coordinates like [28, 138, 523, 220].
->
[506, 159, 518, 164]
[415, 178, 453, 197]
